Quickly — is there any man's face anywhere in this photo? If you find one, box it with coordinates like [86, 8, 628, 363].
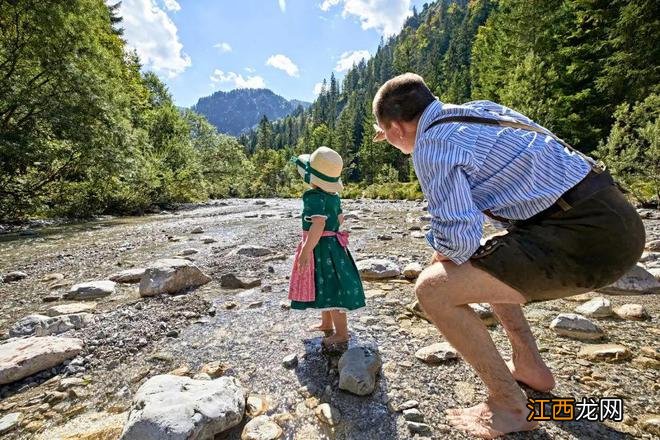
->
[373, 119, 414, 154]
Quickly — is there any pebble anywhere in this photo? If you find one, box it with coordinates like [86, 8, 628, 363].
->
[414, 342, 459, 364]
[315, 403, 341, 426]
[282, 354, 298, 369]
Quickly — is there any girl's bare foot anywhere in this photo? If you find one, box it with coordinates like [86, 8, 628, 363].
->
[307, 324, 334, 332]
[322, 333, 349, 345]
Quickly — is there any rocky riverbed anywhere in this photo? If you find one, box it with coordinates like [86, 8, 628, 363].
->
[0, 199, 659, 439]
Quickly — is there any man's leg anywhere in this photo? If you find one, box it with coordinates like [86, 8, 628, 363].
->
[415, 261, 537, 438]
[491, 304, 555, 392]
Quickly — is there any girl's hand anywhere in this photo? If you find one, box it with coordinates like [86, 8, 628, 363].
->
[298, 249, 312, 269]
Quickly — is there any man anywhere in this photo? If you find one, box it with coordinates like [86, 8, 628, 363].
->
[372, 73, 645, 438]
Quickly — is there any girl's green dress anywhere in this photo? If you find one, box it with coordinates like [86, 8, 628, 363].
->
[291, 189, 365, 311]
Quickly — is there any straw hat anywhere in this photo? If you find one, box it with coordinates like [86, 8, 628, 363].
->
[293, 146, 343, 193]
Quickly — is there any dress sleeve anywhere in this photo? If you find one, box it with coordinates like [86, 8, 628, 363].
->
[302, 191, 327, 222]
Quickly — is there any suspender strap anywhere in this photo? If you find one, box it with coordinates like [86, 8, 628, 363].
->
[424, 115, 605, 173]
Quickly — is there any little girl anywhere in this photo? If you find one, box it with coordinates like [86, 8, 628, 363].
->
[289, 146, 365, 346]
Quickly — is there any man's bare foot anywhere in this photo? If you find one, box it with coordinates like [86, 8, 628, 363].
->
[506, 359, 555, 392]
[307, 324, 334, 333]
[446, 398, 537, 439]
[322, 333, 349, 345]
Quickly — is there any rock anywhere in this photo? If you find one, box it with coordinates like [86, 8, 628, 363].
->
[192, 373, 211, 381]
[246, 396, 268, 417]
[577, 344, 631, 362]
[41, 273, 65, 282]
[574, 297, 613, 318]
[65, 280, 116, 300]
[614, 303, 648, 320]
[191, 227, 204, 234]
[410, 231, 426, 239]
[248, 301, 263, 309]
[0, 336, 83, 385]
[641, 346, 660, 360]
[356, 259, 401, 280]
[45, 302, 96, 316]
[109, 268, 146, 284]
[403, 408, 424, 423]
[0, 413, 22, 435]
[402, 263, 423, 280]
[315, 403, 341, 426]
[338, 347, 382, 396]
[649, 267, 660, 281]
[470, 303, 498, 326]
[407, 421, 432, 436]
[598, 265, 660, 295]
[633, 356, 660, 369]
[9, 313, 93, 337]
[377, 234, 393, 241]
[364, 289, 387, 299]
[139, 259, 212, 297]
[407, 300, 430, 322]
[639, 414, 660, 436]
[200, 237, 216, 244]
[200, 361, 228, 379]
[550, 313, 605, 340]
[120, 375, 245, 440]
[2, 271, 28, 283]
[646, 240, 660, 252]
[282, 354, 298, 369]
[224, 302, 238, 310]
[179, 248, 198, 256]
[220, 273, 261, 289]
[414, 342, 459, 364]
[241, 415, 282, 440]
[397, 400, 419, 411]
[343, 212, 359, 220]
[233, 245, 272, 257]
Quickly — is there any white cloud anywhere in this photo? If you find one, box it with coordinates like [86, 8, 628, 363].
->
[116, 0, 191, 77]
[214, 42, 232, 53]
[245, 67, 256, 73]
[313, 82, 324, 95]
[266, 54, 300, 77]
[210, 70, 266, 89]
[335, 50, 370, 72]
[278, 0, 286, 12]
[162, 0, 181, 11]
[321, 0, 413, 36]
[320, 0, 340, 11]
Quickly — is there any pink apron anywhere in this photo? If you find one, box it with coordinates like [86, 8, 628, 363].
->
[288, 230, 349, 302]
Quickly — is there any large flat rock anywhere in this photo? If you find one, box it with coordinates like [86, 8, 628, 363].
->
[0, 336, 83, 385]
[139, 259, 212, 297]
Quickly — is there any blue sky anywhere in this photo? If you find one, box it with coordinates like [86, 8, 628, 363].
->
[116, 0, 426, 107]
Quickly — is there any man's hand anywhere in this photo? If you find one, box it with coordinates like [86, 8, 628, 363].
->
[430, 251, 451, 264]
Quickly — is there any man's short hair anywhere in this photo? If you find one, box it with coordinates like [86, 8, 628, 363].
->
[373, 73, 435, 127]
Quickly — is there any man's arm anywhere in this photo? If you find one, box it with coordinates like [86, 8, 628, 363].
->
[416, 138, 483, 265]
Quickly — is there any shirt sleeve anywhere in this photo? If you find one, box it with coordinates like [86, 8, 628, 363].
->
[302, 191, 327, 221]
[415, 138, 483, 264]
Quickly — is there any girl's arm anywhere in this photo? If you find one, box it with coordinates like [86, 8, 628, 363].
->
[299, 217, 325, 268]
[338, 213, 345, 226]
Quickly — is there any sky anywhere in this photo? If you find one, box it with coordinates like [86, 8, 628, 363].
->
[115, 0, 427, 107]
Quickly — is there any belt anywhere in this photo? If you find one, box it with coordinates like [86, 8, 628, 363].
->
[484, 170, 615, 225]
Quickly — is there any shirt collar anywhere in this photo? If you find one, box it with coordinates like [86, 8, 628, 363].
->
[414, 99, 443, 147]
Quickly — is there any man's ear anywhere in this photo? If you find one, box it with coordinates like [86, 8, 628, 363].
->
[390, 121, 404, 139]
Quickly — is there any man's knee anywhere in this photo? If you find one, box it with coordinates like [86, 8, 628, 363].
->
[414, 265, 449, 305]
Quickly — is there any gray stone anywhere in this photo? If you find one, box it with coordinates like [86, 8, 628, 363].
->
[9, 313, 93, 337]
[615, 303, 648, 320]
[356, 259, 401, 280]
[109, 268, 146, 284]
[64, 280, 116, 300]
[402, 262, 423, 280]
[598, 265, 660, 295]
[3, 271, 27, 283]
[550, 313, 605, 340]
[191, 227, 204, 234]
[314, 403, 341, 426]
[179, 248, 198, 256]
[403, 408, 424, 423]
[0, 336, 83, 385]
[410, 231, 426, 239]
[377, 234, 393, 241]
[241, 415, 282, 440]
[220, 273, 261, 289]
[338, 347, 382, 396]
[577, 344, 631, 362]
[407, 421, 432, 436]
[414, 342, 459, 364]
[200, 237, 217, 244]
[120, 375, 245, 440]
[282, 354, 298, 369]
[233, 245, 272, 257]
[470, 303, 498, 326]
[45, 302, 96, 316]
[139, 259, 212, 297]
[574, 297, 613, 318]
[0, 413, 22, 435]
